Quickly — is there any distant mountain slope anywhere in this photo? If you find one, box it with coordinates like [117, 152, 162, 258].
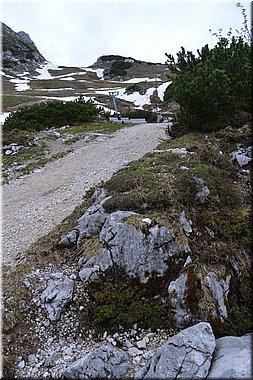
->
[2, 22, 46, 74]
[92, 54, 167, 81]
[1, 23, 172, 116]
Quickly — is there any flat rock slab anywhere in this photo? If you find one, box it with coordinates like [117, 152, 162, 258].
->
[41, 275, 74, 321]
[135, 322, 216, 379]
[207, 333, 252, 378]
[62, 344, 130, 379]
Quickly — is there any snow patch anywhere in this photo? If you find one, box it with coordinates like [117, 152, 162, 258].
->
[35, 62, 63, 79]
[157, 81, 172, 101]
[41, 96, 81, 102]
[82, 67, 105, 79]
[122, 77, 161, 84]
[59, 77, 75, 81]
[95, 86, 156, 108]
[36, 88, 74, 92]
[10, 78, 30, 91]
[0, 112, 11, 124]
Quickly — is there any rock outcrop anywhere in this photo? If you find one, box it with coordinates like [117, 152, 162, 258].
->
[61, 328, 252, 380]
[207, 333, 252, 378]
[62, 344, 130, 379]
[135, 322, 216, 379]
[41, 274, 74, 321]
[78, 210, 191, 283]
[2, 22, 45, 74]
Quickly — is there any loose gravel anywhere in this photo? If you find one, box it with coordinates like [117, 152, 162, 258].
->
[2, 123, 167, 268]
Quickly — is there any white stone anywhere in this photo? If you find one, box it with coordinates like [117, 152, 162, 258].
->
[136, 338, 147, 350]
[235, 154, 252, 167]
[124, 339, 133, 349]
[179, 211, 192, 236]
[18, 360, 25, 369]
[128, 347, 143, 356]
[141, 218, 152, 225]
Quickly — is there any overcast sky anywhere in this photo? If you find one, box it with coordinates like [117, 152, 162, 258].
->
[1, 0, 251, 67]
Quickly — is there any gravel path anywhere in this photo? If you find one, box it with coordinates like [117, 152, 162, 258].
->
[2, 123, 166, 267]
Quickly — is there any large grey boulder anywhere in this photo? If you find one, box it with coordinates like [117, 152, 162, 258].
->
[135, 322, 216, 379]
[207, 333, 252, 378]
[62, 344, 130, 379]
[41, 275, 74, 321]
[81, 211, 191, 283]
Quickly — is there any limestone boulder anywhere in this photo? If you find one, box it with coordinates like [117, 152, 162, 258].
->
[207, 333, 252, 378]
[81, 210, 191, 283]
[41, 275, 74, 321]
[76, 203, 108, 244]
[135, 322, 216, 379]
[62, 344, 130, 379]
[58, 203, 108, 248]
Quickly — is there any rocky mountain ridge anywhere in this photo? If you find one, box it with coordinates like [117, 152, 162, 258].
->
[2, 22, 46, 74]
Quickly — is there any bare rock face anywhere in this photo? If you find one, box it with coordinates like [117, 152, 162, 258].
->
[168, 269, 192, 327]
[207, 333, 252, 379]
[58, 189, 110, 248]
[168, 265, 232, 328]
[134, 322, 216, 379]
[2, 22, 45, 74]
[204, 271, 231, 320]
[62, 344, 130, 379]
[77, 203, 108, 244]
[81, 210, 191, 283]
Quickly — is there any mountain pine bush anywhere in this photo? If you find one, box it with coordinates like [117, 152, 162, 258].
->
[3, 97, 100, 132]
[164, 4, 251, 132]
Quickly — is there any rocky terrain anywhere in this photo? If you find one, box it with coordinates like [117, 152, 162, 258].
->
[2, 122, 166, 267]
[1, 22, 252, 379]
[2, 119, 252, 378]
[2, 22, 45, 74]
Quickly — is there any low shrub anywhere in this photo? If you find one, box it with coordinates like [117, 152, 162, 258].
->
[83, 269, 173, 333]
[122, 109, 157, 123]
[3, 97, 100, 132]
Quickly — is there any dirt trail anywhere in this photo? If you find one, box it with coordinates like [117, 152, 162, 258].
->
[2, 123, 166, 267]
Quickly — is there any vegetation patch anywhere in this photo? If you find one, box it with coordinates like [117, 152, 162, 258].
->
[2, 97, 101, 132]
[2, 263, 38, 379]
[103, 153, 180, 213]
[121, 109, 157, 123]
[79, 268, 174, 334]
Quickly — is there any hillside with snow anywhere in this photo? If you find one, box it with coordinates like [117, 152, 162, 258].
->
[1, 23, 173, 121]
[2, 60, 172, 121]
